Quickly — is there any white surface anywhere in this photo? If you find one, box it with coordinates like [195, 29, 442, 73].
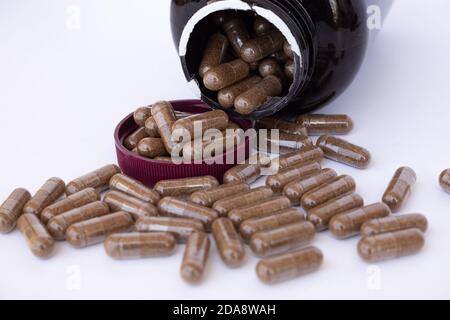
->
[0, 0, 450, 300]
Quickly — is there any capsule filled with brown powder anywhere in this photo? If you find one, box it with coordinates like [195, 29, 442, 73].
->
[212, 218, 245, 268]
[109, 173, 160, 205]
[24, 177, 65, 216]
[180, 232, 210, 284]
[17, 213, 55, 258]
[66, 164, 121, 195]
[0, 188, 31, 234]
[382, 167, 416, 213]
[103, 190, 158, 220]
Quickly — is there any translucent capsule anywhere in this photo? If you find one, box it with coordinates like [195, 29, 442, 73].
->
[144, 117, 160, 138]
[358, 229, 425, 263]
[262, 132, 313, 154]
[190, 183, 250, 207]
[307, 194, 364, 231]
[275, 146, 324, 170]
[234, 75, 283, 115]
[239, 208, 305, 242]
[316, 135, 371, 169]
[124, 127, 148, 150]
[0, 188, 31, 234]
[439, 169, 450, 193]
[256, 246, 323, 284]
[134, 106, 152, 127]
[250, 221, 316, 257]
[223, 163, 263, 185]
[228, 196, 292, 227]
[135, 216, 205, 242]
[172, 110, 229, 141]
[296, 114, 354, 135]
[258, 58, 286, 82]
[199, 33, 229, 78]
[284, 60, 295, 79]
[382, 167, 416, 213]
[253, 16, 273, 35]
[218, 76, 262, 109]
[137, 138, 168, 158]
[266, 162, 321, 193]
[241, 29, 285, 63]
[301, 175, 356, 210]
[181, 232, 211, 284]
[47, 201, 110, 241]
[40, 188, 100, 224]
[154, 176, 219, 198]
[105, 232, 176, 260]
[103, 190, 158, 220]
[256, 118, 307, 137]
[110, 173, 160, 205]
[213, 186, 274, 217]
[151, 101, 178, 153]
[329, 202, 391, 239]
[24, 177, 66, 216]
[157, 197, 218, 230]
[17, 213, 55, 258]
[212, 218, 245, 268]
[203, 59, 250, 91]
[66, 164, 121, 195]
[283, 41, 294, 59]
[66, 211, 134, 248]
[360, 213, 428, 237]
[283, 168, 337, 205]
[222, 16, 251, 57]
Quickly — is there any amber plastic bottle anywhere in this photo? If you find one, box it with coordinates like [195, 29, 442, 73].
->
[170, 0, 392, 119]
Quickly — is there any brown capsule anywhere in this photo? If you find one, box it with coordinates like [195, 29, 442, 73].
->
[301, 175, 356, 210]
[297, 114, 354, 135]
[182, 130, 238, 161]
[172, 110, 229, 141]
[151, 101, 178, 153]
[17, 213, 55, 258]
[270, 50, 289, 64]
[258, 58, 287, 85]
[154, 176, 219, 198]
[199, 33, 229, 78]
[24, 177, 65, 216]
[66, 164, 121, 195]
[275, 146, 324, 170]
[213, 186, 274, 217]
[65, 211, 133, 248]
[103, 190, 158, 220]
[212, 218, 245, 268]
[157, 197, 218, 230]
[250, 221, 316, 257]
[131, 147, 138, 154]
[256, 246, 323, 284]
[222, 16, 251, 57]
[0, 188, 31, 234]
[203, 59, 250, 91]
[218, 76, 262, 109]
[329, 202, 391, 239]
[234, 75, 283, 115]
[223, 163, 262, 185]
[190, 183, 250, 207]
[124, 127, 148, 150]
[358, 229, 425, 263]
[134, 106, 152, 127]
[228, 196, 292, 227]
[307, 194, 364, 231]
[240, 208, 305, 242]
[241, 28, 285, 63]
[284, 59, 295, 80]
[105, 232, 176, 260]
[40, 188, 100, 224]
[47, 201, 110, 241]
[256, 118, 308, 137]
[382, 167, 416, 213]
[439, 169, 450, 193]
[360, 214, 428, 237]
[153, 157, 173, 163]
[144, 117, 160, 138]
[283, 168, 338, 205]
[266, 162, 321, 193]
[110, 173, 160, 205]
[316, 135, 371, 169]
[283, 41, 294, 59]
[254, 16, 273, 35]
[137, 137, 168, 158]
[262, 131, 313, 154]
[181, 232, 210, 283]
[135, 216, 205, 242]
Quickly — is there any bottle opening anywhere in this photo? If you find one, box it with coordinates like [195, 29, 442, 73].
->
[178, 0, 309, 120]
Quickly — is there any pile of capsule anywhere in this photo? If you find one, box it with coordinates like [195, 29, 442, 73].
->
[125, 101, 241, 161]
[199, 12, 295, 115]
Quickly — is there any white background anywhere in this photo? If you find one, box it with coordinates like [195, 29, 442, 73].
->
[1, 0, 449, 300]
